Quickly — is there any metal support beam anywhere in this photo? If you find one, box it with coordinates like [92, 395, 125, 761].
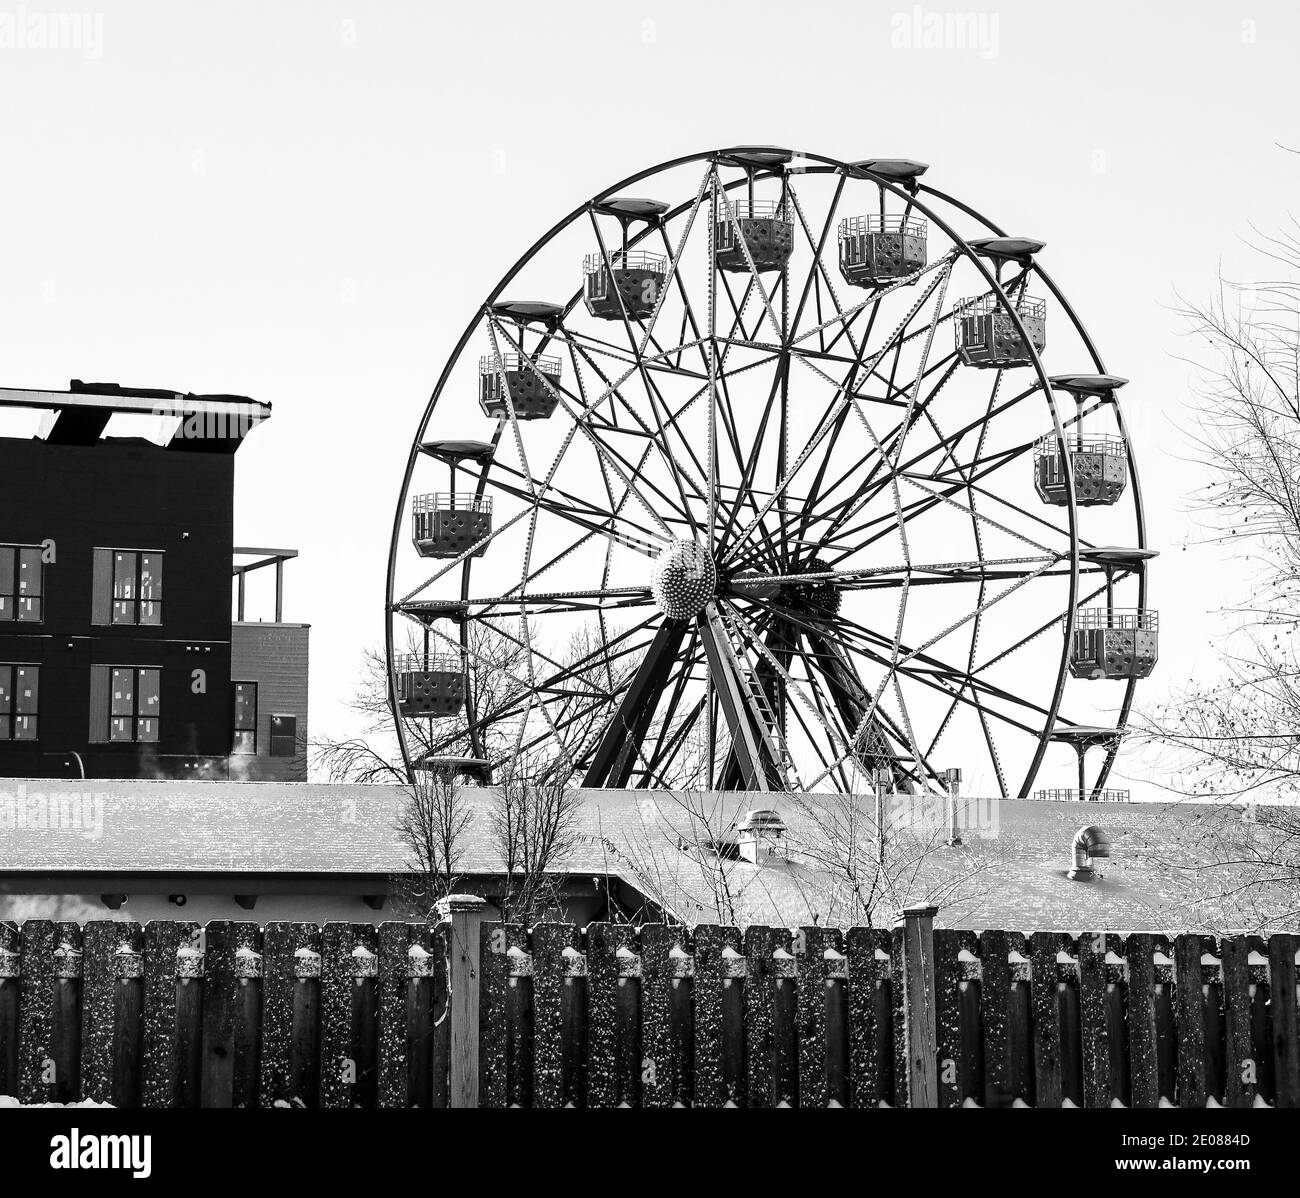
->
[583, 620, 687, 787]
[697, 603, 772, 791]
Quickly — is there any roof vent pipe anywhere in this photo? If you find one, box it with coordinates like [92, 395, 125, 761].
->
[1068, 825, 1111, 881]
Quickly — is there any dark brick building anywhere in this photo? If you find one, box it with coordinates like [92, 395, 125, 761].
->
[0, 380, 308, 780]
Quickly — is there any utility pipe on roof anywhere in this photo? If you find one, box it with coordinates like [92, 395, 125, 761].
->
[1068, 824, 1112, 881]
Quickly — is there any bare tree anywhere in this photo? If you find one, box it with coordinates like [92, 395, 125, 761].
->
[790, 783, 1001, 928]
[490, 754, 584, 923]
[390, 769, 475, 918]
[1131, 220, 1300, 926]
[313, 621, 530, 783]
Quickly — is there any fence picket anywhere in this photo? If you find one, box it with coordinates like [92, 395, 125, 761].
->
[1174, 933, 1208, 1106]
[199, 921, 262, 1108]
[16, 921, 46, 1101]
[319, 922, 380, 1108]
[81, 921, 121, 1103]
[1078, 932, 1110, 1108]
[586, 922, 640, 1107]
[140, 920, 198, 1108]
[846, 927, 892, 1108]
[796, 926, 845, 1108]
[478, 922, 525, 1109]
[260, 922, 320, 1109]
[1125, 934, 1159, 1108]
[1153, 934, 1177, 1103]
[0, 922, 18, 1098]
[377, 922, 432, 1109]
[1246, 935, 1274, 1106]
[980, 929, 1011, 1107]
[639, 923, 692, 1107]
[1269, 933, 1300, 1107]
[1029, 931, 1064, 1108]
[934, 929, 967, 1107]
[1006, 932, 1033, 1106]
[743, 925, 790, 1107]
[692, 924, 743, 1108]
[531, 923, 584, 1108]
[110, 926, 145, 1107]
[1220, 935, 1258, 1108]
[1202, 936, 1227, 1104]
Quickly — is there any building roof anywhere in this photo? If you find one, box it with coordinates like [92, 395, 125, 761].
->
[0, 379, 269, 451]
[0, 779, 1289, 933]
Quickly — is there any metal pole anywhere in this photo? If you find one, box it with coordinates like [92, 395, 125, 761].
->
[875, 767, 891, 865]
[944, 767, 962, 845]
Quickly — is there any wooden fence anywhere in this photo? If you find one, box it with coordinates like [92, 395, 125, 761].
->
[480, 914, 1300, 1108]
[0, 901, 479, 1108]
[2, 904, 1298, 1107]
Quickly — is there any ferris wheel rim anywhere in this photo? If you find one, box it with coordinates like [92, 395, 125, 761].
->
[385, 147, 1150, 793]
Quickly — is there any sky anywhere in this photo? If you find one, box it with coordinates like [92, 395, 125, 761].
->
[0, 0, 1297, 797]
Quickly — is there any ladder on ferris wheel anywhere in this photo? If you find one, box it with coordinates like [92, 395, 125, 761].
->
[713, 607, 798, 790]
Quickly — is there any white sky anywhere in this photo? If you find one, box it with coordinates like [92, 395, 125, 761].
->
[1, 0, 1297, 796]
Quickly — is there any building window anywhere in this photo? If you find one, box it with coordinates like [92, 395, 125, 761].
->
[92, 549, 163, 626]
[0, 664, 39, 740]
[90, 665, 160, 743]
[0, 545, 44, 623]
[269, 713, 297, 757]
[233, 682, 257, 754]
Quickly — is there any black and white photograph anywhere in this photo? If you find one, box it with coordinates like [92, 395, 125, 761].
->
[0, 0, 1294, 1175]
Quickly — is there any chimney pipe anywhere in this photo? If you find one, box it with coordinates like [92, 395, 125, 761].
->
[1068, 824, 1112, 881]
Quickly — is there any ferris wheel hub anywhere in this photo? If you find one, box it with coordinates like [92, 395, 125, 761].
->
[650, 539, 717, 620]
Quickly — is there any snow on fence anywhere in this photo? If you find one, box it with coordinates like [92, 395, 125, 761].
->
[0, 915, 455, 1108]
[479, 916, 1300, 1108]
[1, 905, 1298, 1108]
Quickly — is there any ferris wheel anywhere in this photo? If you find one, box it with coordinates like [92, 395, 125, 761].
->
[385, 147, 1157, 800]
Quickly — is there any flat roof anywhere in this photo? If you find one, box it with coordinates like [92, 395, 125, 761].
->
[0, 379, 271, 451]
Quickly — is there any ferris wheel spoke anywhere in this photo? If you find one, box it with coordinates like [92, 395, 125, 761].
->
[568, 236, 713, 524]
[780, 291, 958, 558]
[970, 579, 1111, 676]
[473, 610, 659, 696]
[489, 317, 683, 540]
[710, 368, 788, 571]
[809, 605, 1058, 730]
[631, 161, 716, 356]
[641, 694, 707, 786]
[721, 268, 952, 569]
[713, 169, 786, 344]
[784, 637, 858, 792]
[786, 174, 852, 339]
[825, 452, 1069, 566]
[727, 555, 1063, 597]
[793, 622, 933, 789]
[788, 172, 850, 360]
[815, 251, 958, 361]
[793, 617, 1044, 795]
[652, 223, 712, 377]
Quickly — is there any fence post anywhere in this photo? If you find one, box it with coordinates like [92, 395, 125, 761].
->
[896, 903, 939, 1108]
[437, 893, 488, 1108]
